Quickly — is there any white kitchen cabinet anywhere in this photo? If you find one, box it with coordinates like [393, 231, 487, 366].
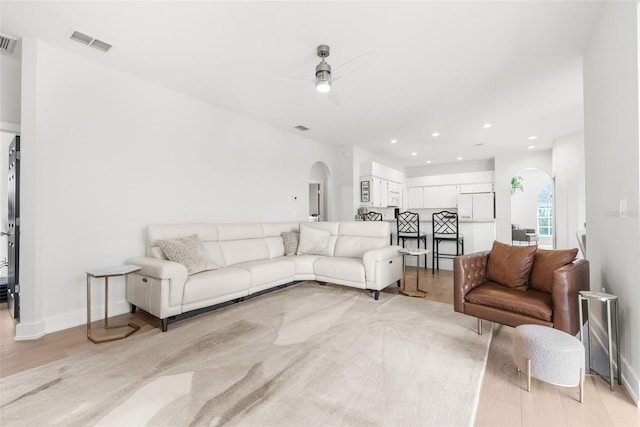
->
[361, 177, 396, 208]
[422, 187, 440, 208]
[456, 192, 495, 219]
[407, 187, 424, 208]
[439, 185, 459, 208]
[459, 183, 494, 193]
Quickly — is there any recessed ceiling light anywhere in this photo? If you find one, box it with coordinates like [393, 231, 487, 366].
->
[426, 160, 432, 164]
[432, 132, 440, 137]
[457, 156, 463, 160]
[528, 135, 538, 140]
[528, 145, 536, 149]
[390, 139, 398, 144]
[411, 152, 418, 156]
[482, 123, 492, 129]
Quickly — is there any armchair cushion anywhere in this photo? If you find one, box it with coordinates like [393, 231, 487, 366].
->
[486, 241, 537, 291]
[465, 282, 552, 321]
[529, 248, 578, 293]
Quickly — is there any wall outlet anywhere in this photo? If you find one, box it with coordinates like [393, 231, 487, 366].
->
[601, 286, 606, 293]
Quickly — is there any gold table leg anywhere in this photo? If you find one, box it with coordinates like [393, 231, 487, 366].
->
[87, 274, 140, 344]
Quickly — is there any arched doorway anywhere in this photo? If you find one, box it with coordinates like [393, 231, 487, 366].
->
[309, 161, 331, 221]
[510, 168, 554, 249]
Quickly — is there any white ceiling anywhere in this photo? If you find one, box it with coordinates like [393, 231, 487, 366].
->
[1, 1, 603, 167]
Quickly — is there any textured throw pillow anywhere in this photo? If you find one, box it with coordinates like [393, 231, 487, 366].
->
[486, 241, 537, 291]
[296, 225, 331, 256]
[529, 248, 578, 293]
[282, 231, 300, 256]
[156, 234, 218, 275]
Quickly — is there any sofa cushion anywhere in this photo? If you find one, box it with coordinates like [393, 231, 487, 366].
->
[529, 248, 578, 293]
[234, 258, 295, 287]
[282, 232, 299, 256]
[182, 267, 251, 305]
[297, 225, 331, 256]
[486, 241, 537, 291]
[156, 234, 218, 275]
[313, 256, 366, 284]
[465, 282, 552, 321]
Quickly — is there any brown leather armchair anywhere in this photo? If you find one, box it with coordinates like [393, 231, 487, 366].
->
[453, 246, 589, 335]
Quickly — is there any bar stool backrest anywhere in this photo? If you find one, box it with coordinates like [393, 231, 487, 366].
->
[363, 211, 383, 221]
[397, 211, 421, 236]
[433, 211, 459, 237]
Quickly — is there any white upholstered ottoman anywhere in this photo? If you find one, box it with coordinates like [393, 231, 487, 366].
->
[513, 324, 585, 402]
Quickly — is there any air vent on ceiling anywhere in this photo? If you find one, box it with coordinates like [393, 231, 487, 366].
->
[294, 125, 310, 131]
[0, 34, 17, 54]
[68, 30, 112, 52]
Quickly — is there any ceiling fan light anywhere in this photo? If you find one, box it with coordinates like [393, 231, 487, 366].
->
[316, 79, 331, 93]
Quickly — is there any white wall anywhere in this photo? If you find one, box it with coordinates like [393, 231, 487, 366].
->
[17, 39, 335, 338]
[494, 150, 552, 243]
[406, 158, 494, 178]
[583, 1, 640, 404]
[553, 131, 586, 253]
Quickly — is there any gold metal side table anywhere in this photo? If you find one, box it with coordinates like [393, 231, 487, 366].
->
[578, 290, 621, 390]
[398, 248, 431, 298]
[86, 264, 141, 343]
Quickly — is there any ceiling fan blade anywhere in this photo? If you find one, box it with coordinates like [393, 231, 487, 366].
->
[327, 89, 341, 107]
[333, 50, 379, 81]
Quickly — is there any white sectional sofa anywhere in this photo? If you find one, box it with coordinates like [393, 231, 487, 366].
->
[127, 221, 403, 331]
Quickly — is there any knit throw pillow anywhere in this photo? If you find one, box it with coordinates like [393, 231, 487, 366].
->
[156, 234, 218, 275]
[281, 231, 299, 256]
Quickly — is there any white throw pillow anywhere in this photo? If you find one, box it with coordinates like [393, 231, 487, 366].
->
[296, 225, 331, 256]
[156, 234, 218, 275]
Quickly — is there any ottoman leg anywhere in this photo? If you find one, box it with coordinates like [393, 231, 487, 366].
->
[526, 358, 531, 392]
[477, 318, 482, 335]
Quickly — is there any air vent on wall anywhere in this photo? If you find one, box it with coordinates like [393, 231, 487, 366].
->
[68, 30, 112, 52]
[0, 34, 17, 53]
[294, 125, 310, 131]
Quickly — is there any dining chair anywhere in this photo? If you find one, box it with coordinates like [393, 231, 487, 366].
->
[432, 210, 464, 273]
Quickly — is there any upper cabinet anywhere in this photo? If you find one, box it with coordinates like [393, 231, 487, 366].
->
[407, 185, 459, 209]
[362, 176, 403, 208]
[360, 162, 404, 208]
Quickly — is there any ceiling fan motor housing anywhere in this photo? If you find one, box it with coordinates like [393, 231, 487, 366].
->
[316, 44, 330, 58]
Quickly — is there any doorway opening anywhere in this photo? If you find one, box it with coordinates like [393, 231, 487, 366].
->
[510, 168, 553, 249]
[308, 161, 331, 221]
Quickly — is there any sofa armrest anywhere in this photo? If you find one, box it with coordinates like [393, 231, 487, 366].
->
[128, 256, 188, 281]
[453, 251, 490, 313]
[551, 258, 590, 335]
[127, 256, 188, 308]
[362, 246, 403, 288]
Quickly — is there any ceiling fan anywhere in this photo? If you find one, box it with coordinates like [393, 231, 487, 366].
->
[312, 44, 379, 94]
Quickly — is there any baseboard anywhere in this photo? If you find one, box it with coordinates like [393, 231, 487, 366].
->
[15, 319, 46, 340]
[14, 299, 131, 340]
[588, 317, 640, 406]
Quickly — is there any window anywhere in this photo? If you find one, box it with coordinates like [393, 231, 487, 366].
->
[537, 184, 553, 236]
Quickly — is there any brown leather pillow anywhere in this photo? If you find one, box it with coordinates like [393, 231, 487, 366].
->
[486, 241, 537, 291]
[529, 248, 578, 293]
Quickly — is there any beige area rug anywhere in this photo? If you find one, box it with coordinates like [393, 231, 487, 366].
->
[0, 282, 492, 427]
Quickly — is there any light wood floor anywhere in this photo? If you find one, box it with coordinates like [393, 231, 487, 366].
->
[1, 269, 638, 426]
